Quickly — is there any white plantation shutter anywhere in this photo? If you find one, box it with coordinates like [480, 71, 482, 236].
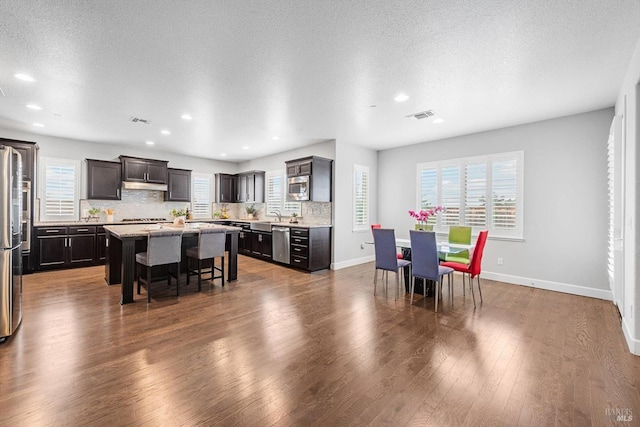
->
[419, 167, 438, 226]
[353, 165, 369, 230]
[266, 171, 301, 217]
[42, 157, 79, 221]
[192, 173, 212, 218]
[417, 151, 523, 239]
[440, 165, 461, 225]
[492, 159, 518, 230]
[607, 124, 615, 288]
[464, 163, 487, 227]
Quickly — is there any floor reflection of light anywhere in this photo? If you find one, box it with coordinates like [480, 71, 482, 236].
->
[344, 294, 375, 372]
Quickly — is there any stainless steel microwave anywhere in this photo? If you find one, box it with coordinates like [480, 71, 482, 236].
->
[287, 175, 309, 201]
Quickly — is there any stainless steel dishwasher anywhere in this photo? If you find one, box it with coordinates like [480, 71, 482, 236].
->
[272, 226, 290, 265]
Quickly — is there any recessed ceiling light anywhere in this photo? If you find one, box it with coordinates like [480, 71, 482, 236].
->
[181, 114, 192, 120]
[15, 73, 36, 82]
[33, 123, 44, 127]
[272, 136, 279, 140]
[242, 146, 249, 150]
[220, 153, 227, 157]
[433, 118, 445, 124]
[394, 93, 409, 102]
[26, 104, 42, 110]
[146, 141, 155, 145]
[161, 129, 171, 135]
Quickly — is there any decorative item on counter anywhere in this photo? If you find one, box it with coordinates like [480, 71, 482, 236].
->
[289, 212, 299, 223]
[220, 203, 230, 219]
[105, 208, 115, 223]
[408, 206, 444, 231]
[213, 211, 221, 219]
[85, 207, 101, 222]
[186, 208, 193, 220]
[170, 208, 187, 225]
[245, 204, 257, 219]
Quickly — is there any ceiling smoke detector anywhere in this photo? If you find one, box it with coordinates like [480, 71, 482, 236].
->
[130, 117, 151, 124]
[406, 110, 436, 120]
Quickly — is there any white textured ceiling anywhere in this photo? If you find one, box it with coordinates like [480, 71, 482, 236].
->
[0, 0, 639, 161]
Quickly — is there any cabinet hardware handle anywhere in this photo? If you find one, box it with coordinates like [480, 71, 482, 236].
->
[294, 259, 300, 263]
[116, 188, 120, 198]
[77, 228, 89, 232]
[46, 230, 60, 233]
[68, 238, 71, 248]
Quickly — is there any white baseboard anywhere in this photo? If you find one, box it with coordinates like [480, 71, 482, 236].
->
[621, 317, 640, 356]
[478, 271, 613, 301]
[331, 255, 374, 270]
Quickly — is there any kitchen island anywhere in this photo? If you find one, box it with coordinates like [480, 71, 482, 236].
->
[103, 223, 240, 304]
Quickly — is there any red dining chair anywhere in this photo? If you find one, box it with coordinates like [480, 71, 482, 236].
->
[371, 224, 403, 259]
[440, 230, 488, 308]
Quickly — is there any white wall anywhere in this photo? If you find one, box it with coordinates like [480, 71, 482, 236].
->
[377, 109, 613, 300]
[238, 140, 335, 172]
[615, 35, 640, 355]
[332, 141, 378, 269]
[0, 126, 237, 196]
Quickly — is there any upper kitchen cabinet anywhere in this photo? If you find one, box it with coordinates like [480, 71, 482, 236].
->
[87, 159, 122, 200]
[285, 156, 333, 202]
[0, 138, 37, 181]
[236, 171, 265, 203]
[215, 173, 236, 203]
[119, 155, 168, 184]
[286, 159, 312, 177]
[165, 168, 191, 202]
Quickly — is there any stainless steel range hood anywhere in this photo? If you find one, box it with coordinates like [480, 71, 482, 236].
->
[122, 181, 168, 191]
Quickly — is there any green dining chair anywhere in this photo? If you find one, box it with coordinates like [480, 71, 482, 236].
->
[442, 226, 472, 265]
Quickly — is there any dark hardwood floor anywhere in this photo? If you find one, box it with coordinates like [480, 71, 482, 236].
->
[1, 256, 638, 426]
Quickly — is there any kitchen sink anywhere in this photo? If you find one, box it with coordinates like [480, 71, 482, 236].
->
[250, 221, 273, 232]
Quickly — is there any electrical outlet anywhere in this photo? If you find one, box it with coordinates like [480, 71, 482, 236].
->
[497, 257, 503, 265]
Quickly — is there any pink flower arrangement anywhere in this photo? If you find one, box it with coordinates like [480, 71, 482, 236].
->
[408, 206, 444, 223]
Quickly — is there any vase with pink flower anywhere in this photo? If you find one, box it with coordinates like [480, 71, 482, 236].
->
[408, 206, 444, 231]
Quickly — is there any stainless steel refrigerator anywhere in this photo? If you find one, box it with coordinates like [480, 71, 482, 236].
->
[0, 146, 22, 342]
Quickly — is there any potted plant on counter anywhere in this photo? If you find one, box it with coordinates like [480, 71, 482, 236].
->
[289, 212, 299, 223]
[246, 204, 257, 219]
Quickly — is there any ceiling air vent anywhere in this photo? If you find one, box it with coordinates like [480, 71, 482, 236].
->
[130, 117, 151, 124]
[406, 110, 435, 120]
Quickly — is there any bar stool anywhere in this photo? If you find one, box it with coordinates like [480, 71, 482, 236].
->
[186, 227, 226, 291]
[136, 229, 183, 303]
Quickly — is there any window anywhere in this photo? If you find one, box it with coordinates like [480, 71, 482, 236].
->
[265, 170, 301, 217]
[353, 164, 369, 231]
[192, 173, 212, 218]
[40, 157, 80, 221]
[417, 151, 524, 238]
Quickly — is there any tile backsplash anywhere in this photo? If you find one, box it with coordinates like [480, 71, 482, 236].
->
[79, 189, 189, 221]
[63, 190, 334, 224]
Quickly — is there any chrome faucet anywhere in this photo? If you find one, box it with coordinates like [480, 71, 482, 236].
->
[271, 211, 282, 222]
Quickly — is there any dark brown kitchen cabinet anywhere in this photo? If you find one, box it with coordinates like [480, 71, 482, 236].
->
[251, 231, 272, 260]
[289, 226, 331, 271]
[285, 156, 332, 202]
[119, 156, 168, 184]
[231, 222, 252, 255]
[215, 173, 236, 203]
[236, 171, 265, 203]
[286, 160, 312, 177]
[96, 227, 106, 262]
[87, 159, 121, 200]
[36, 226, 100, 270]
[165, 168, 191, 201]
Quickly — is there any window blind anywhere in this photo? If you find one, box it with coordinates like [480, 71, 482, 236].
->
[266, 171, 301, 217]
[416, 151, 523, 239]
[353, 165, 369, 230]
[42, 158, 78, 221]
[607, 126, 615, 287]
[192, 173, 212, 218]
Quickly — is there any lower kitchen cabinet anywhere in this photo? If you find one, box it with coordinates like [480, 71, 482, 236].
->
[289, 227, 331, 272]
[251, 231, 272, 260]
[36, 226, 104, 270]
